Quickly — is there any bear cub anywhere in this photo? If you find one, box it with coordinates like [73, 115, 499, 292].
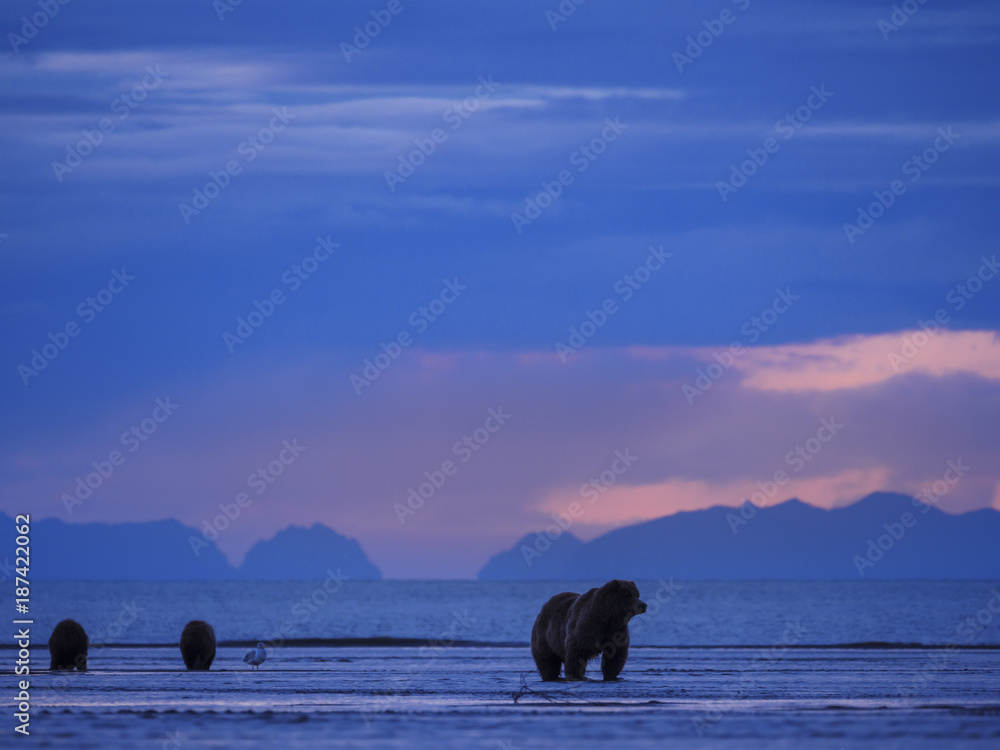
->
[180, 620, 217, 670]
[49, 619, 89, 671]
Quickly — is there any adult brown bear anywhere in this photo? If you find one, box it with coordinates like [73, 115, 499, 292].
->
[49, 619, 89, 671]
[531, 579, 646, 681]
[180, 620, 217, 670]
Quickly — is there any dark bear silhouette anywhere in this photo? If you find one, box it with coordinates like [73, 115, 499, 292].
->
[49, 619, 89, 671]
[531, 579, 647, 681]
[180, 620, 217, 670]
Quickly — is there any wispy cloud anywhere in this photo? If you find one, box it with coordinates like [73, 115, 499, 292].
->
[731, 330, 1000, 392]
[4, 331, 998, 576]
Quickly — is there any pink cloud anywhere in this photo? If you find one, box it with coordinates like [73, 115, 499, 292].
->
[538, 467, 893, 529]
[4, 329, 999, 577]
[731, 330, 1000, 392]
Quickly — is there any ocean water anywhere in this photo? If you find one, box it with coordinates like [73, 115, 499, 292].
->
[18, 579, 1000, 646]
[5, 580, 1000, 749]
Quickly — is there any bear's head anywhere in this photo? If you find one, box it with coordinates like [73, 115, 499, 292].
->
[602, 579, 647, 621]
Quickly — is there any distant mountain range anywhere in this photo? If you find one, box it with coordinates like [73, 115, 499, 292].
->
[1, 514, 381, 580]
[7, 492, 998, 580]
[478, 492, 1000, 580]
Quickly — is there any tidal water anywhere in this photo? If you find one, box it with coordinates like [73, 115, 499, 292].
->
[19, 579, 1000, 646]
[4, 580, 999, 748]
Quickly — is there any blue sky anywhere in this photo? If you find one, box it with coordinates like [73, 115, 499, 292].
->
[2, 0, 999, 577]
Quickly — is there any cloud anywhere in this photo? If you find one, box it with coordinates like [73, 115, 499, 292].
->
[6, 46, 998, 194]
[731, 330, 1000, 392]
[3, 329, 998, 577]
[2, 0, 998, 580]
[538, 466, 894, 531]
[0, 50, 689, 185]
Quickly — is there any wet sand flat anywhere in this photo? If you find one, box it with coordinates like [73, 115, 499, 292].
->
[14, 645, 1000, 749]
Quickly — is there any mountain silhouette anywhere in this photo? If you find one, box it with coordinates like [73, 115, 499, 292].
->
[238, 523, 381, 580]
[7, 515, 235, 580]
[478, 530, 585, 580]
[477, 492, 1000, 580]
[2, 514, 381, 580]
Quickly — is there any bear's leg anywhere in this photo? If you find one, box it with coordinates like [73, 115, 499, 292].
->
[51, 649, 72, 670]
[532, 638, 563, 681]
[601, 643, 628, 681]
[75, 653, 87, 672]
[564, 648, 588, 680]
[531, 632, 562, 682]
[534, 652, 562, 681]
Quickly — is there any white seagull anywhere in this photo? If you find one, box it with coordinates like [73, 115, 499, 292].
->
[242, 642, 267, 670]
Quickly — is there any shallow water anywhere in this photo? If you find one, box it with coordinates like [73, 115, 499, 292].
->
[17, 645, 1000, 749]
[6, 580, 1000, 747]
[19, 579, 1000, 646]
